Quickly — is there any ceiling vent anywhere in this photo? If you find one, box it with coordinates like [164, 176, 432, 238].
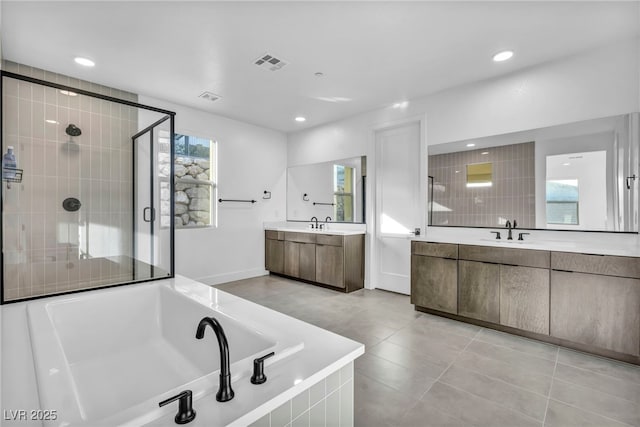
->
[199, 91, 221, 102]
[254, 53, 288, 71]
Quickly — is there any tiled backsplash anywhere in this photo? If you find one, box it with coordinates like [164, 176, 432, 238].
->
[429, 142, 535, 228]
[2, 61, 139, 300]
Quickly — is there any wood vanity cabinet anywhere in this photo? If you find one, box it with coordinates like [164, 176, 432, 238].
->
[411, 242, 640, 364]
[284, 232, 316, 282]
[265, 231, 284, 274]
[500, 265, 549, 334]
[457, 245, 550, 331]
[550, 252, 640, 356]
[316, 243, 344, 287]
[265, 231, 364, 292]
[458, 260, 500, 323]
[410, 242, 458, 314]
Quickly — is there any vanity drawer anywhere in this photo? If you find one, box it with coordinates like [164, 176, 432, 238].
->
[265, 230, 284, 240]
[551, 252, 640, 278]
[316, 234, 344, 247]
[412, 241, 457, 259]
[458, 245, 502, 264]
[502, 248, 550, 269]
[284, 232, 316, 244]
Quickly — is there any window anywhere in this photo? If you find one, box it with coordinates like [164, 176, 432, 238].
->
[333, 164, 354, 222]
[546, 179, 579, 225]
[466, 162, 493, 188]
[173, 134, 217, 228]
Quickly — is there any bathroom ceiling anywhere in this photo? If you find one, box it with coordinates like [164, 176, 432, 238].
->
[2, 1, 639, 132]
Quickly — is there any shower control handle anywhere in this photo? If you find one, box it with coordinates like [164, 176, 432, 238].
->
[143, 207, 156, 222]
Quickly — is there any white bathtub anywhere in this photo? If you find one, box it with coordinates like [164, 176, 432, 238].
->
[26, 281, 304, 426]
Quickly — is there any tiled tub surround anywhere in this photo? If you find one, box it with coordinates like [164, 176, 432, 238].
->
[248, 363, 354, 427]
[1, 275, 363, 426]
[2, 61, 141, 301]
[429, 141, 535, 228]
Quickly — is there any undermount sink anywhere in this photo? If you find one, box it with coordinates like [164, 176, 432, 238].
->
[479, 238, 527, 244]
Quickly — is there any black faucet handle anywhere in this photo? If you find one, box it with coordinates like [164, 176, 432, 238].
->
[159, 390, 196, 424]
[251, 352, 275, 385]
[505, 220, 511, 228]
[513, 219, 517, 228]
[518, 232, 530, 241]
[490, 231, 501, 240]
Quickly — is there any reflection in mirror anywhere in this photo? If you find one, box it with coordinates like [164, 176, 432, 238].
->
[466, 163, 493, 187]
[287, 156, 366, 223]
[428, 113, 639, 232]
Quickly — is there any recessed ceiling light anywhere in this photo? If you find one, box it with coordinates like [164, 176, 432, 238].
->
[45, 119, 58, 124]
[295, 116, 306, 122]
[493, 50, 514, 62]
[562, 162, 571, 166]
[314, 72, 324, 77]
[466, 143, 476, 147]
[481, 151, 489, 155]
[392, 101, 409, 109]
[59, 90, 78, 97]
[74, 57, 95, 67]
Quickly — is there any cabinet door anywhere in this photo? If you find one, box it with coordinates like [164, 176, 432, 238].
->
[299, 242, 316, 282]
[316, 244, 344, 288]
[458, 260, 500, 323]
[410, 255, 457, 314]
[265, 239, 284, 274]
[284, 241, 300, 277]
[500, 265, 549, 334]
[550, 271, 640, 356]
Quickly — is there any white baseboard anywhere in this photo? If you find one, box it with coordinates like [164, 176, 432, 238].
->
[192, 269, 269, 286]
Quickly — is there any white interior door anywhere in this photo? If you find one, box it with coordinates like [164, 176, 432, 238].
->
[375, 121, 422, 294]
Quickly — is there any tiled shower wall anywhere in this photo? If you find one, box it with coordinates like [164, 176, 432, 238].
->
[2, 61, 138, 301]
[428, 142, 535, 228]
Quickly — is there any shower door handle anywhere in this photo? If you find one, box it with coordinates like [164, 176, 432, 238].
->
[143, 207, 156, 222]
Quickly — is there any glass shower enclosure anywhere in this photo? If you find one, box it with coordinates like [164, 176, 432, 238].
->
[1, 67, 175, 303]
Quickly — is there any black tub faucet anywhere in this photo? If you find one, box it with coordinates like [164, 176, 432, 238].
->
[195, 317, 234, 402]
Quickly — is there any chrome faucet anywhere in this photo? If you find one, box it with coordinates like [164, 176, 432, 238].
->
[310, 216, 319, 229]
[195, 317, 234, 402]
[505, 219, 517, 240]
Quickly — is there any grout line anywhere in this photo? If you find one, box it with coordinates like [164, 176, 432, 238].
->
[550, 364, 640, 405]
[438, 362, 550, 400]
[433, 379, 546, 425]
[541, 346, 559, 426]
[416, 326, 483, 401]
[545, 397, 635, 427]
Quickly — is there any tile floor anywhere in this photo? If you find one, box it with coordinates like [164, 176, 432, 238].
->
[214, 275, 640, 427]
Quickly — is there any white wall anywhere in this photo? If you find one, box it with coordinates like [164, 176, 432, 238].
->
[288, 38, 640, 288]
[139, 95, 288, 284]
[289, 38, 639, 164]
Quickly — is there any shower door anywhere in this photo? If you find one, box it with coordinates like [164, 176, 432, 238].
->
[133, 116, 173, 281]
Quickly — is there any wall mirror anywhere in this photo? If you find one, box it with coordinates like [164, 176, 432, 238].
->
[428, 113, 639, 232]
[287, 156, 366, 223]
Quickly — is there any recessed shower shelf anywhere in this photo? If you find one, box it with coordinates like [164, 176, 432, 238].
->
[2, 167, 23, 183]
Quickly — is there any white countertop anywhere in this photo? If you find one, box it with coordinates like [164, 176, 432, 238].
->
[415, 227, 640, 257]
[265, 226, 365, 236]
